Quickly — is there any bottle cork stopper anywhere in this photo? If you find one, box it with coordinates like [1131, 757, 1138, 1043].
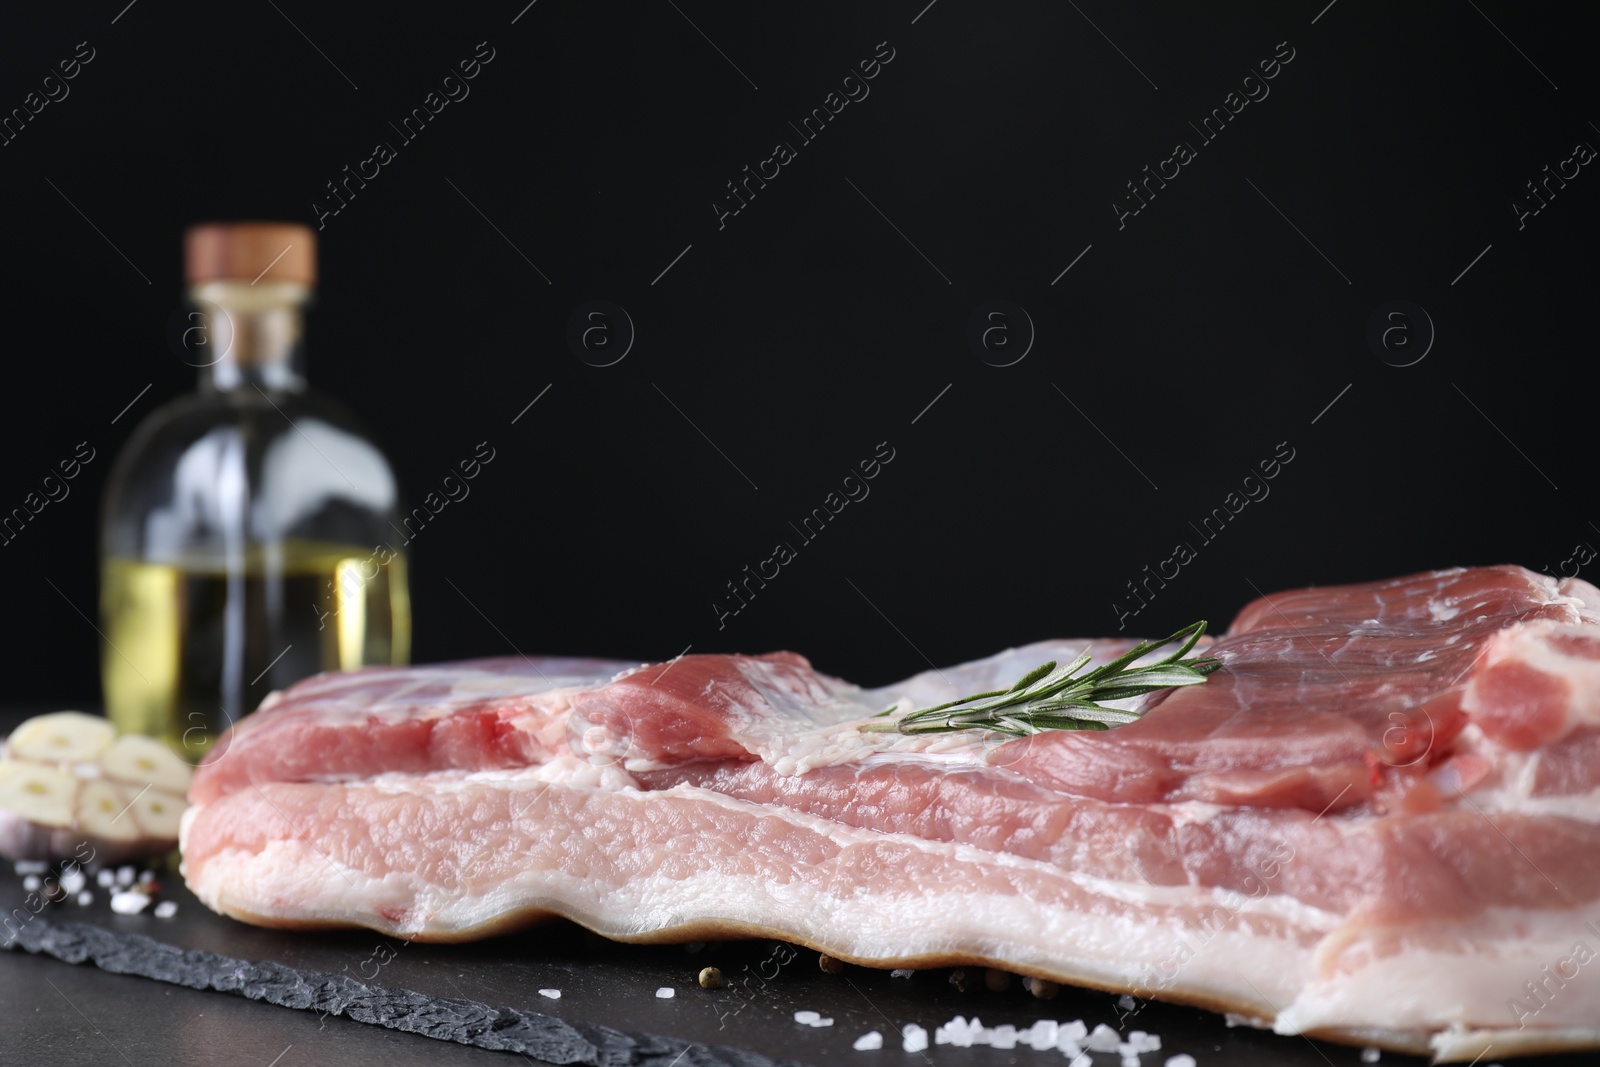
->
[185, 222, 316, 286]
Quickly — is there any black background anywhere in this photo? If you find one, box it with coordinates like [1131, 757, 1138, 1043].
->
[1, 1, 1594, 706]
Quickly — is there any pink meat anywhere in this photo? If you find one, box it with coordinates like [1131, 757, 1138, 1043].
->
[190, 656, 636, 804]
[182, 566, 1600, 1061]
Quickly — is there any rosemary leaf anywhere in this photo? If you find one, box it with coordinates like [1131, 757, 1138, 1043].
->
[863, 621, 1219, 738]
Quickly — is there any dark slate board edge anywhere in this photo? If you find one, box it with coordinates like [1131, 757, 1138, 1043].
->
[4, 917, 811, 1067]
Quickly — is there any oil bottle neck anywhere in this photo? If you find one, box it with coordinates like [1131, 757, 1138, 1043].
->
[192, 281, 310, 394]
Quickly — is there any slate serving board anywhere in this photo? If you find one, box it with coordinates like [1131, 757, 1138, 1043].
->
[3, 864, 1588, 1067]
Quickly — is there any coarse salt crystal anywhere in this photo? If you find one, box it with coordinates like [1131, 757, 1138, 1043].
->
[153, 901, 178, 919]
[853, 1030, 883, 1051]
[891, 969, 914, 978]
[1164, 1056, 1198, 1067]
[813, 1018, 833, 1028]
[795, 1011, 821, 1025]
[1028, 1020, 1059, 1050]
[1060, 1020, 1088, 1042]
[75, 890, 92, 907]
[1068, 1054, 1093, 1067]
[110, 891, 150, 915]
[902, 1024, 929, 1053]
[60, 869, 87, 895]
[1122, 1058, 1140, 1067]
[116, 866, 135, 887]
[1129, 1031, 1161, 1053]
[1361, 1051, 1380, 1064]
[1085, 1023, 1121, 1053]
[1117, 994, 1138, 1010]
[655, 987, 675, 999]
[539, 989, 561, 999]
[96, 869, 115, 888]
[21, 876, 41, 892]
[989, 1024, 1017, 1050]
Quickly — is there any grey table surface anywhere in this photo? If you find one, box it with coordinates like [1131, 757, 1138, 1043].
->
[1, 708, 1589, 1067]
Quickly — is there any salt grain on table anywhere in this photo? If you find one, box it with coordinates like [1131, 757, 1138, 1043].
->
[109, 890, 150, 914]
[902, 1024, 929, 1053]
[153, 901, 178, 918]
[75, 890, 92, 906]
[1123, 1031, 1161, 1054]
[1084, 1023, 1121, 1052]
[852, 1030, 883, 1051]
[1164, 1055, 1198, 1067]
[538, 989, 561, 999]
[655, 987, 675, 999]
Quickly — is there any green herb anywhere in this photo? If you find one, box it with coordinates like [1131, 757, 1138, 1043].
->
[860, 621, 1221, 737]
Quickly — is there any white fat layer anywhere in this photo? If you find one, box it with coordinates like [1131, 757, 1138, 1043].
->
[358, 758, 639, 794]
[1281, 905, 1600, 1036]
[1431, 1021, 1600, 1062]
[186, 778, 1600, 1050]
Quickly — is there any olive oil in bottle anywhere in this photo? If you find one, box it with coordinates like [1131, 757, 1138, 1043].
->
[100, 224, 410, 757]
[100, 543, 409, 753]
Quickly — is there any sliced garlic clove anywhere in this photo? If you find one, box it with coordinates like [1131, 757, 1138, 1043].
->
[101, 734, 193, 794]
[76, 779, 143, 843]
[7, 711, 117, 765]
[127, 788, 186, 841]
[0, 759, 78, 828]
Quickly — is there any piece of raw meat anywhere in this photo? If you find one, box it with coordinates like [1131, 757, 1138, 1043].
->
[181, 566, 1600, 1061]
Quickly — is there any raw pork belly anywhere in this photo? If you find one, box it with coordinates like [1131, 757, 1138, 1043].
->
[182, 567, 1600, 1061]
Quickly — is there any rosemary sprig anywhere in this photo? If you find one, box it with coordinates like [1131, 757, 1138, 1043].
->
[860, 621, 1221, 737]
